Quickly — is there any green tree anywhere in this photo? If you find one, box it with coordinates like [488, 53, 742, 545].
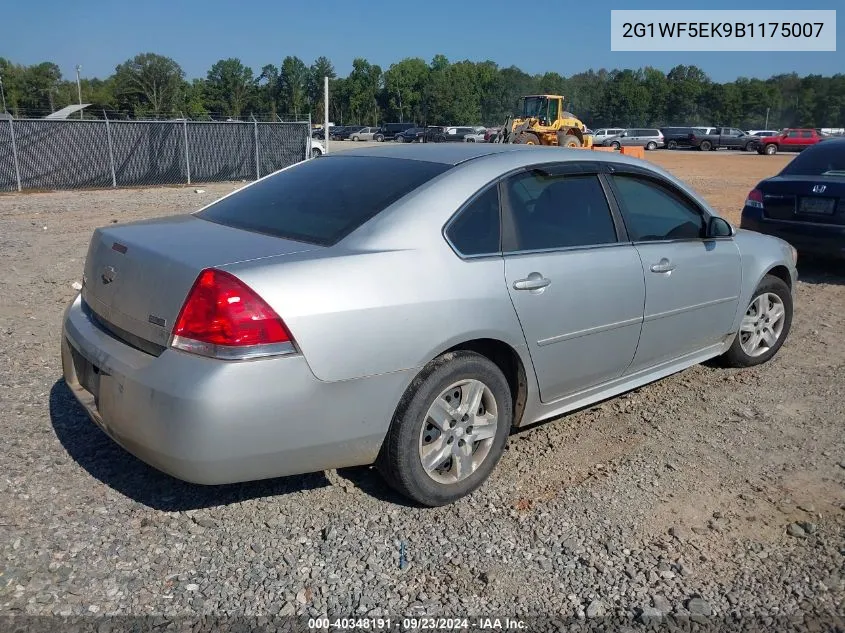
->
[279, 56, 309, 117]
[308, 56, 335, 120]
[206, 58, 255, 118]
[113, 53, 185, 117]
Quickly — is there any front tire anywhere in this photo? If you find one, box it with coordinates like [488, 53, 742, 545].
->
[699, 140, 712, 151]
[764, 143, 778, 155]
[376, 351, 512, 507]
[721, 274, 792, 368]
[667, 140, 678, 150]
[515, 132, 542, 145]
[611, 141, 621, 150]
[646, 141, 657, 150]
[310, 148, 322, 158]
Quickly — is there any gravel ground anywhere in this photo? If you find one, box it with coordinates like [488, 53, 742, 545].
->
[0, 151, 843, 630]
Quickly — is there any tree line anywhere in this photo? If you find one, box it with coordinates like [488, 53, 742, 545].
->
[1, 53, 843, 130]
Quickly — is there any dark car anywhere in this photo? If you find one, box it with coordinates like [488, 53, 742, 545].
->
[660, 127, 697, 150]
[431, 126, 477, 142]
[373, 123, 416, 142]
[689, 127, 759, 152]
[740, 138, 845, 259]
[394, 127, 428, 143]
[331, 125, 365, 141]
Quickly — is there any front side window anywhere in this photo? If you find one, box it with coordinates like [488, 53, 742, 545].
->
[446, 186, 501, 256]
[610, 175, 705, 242]
[504, 171, 617, 252]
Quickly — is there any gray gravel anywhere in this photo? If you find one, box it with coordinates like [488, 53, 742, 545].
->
[1, 175, 844, 628]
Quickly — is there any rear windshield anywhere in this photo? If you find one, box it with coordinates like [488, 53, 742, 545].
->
[196, 155, 451, 246]
[780, 142, 845, 176]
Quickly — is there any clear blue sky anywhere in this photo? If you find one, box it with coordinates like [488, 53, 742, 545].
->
[4, 0, 842, 83]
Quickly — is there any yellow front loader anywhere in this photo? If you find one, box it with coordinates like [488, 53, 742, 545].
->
[495, 95, 592, 148]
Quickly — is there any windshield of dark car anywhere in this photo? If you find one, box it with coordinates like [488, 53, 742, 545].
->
[196, 156, 452, 246]
[780, 142, 845, 176]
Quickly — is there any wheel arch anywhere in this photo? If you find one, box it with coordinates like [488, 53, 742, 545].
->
[765, 264, 793, 291]
[440, 338, 530, 428]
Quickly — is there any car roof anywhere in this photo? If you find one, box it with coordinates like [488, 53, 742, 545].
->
[327, 142, 664, 167]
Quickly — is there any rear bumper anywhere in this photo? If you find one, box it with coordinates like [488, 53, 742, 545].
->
[60, 294, 411, 485]
[740, 208, 845, 259]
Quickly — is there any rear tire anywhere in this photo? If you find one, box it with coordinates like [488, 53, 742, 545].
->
[611, 141, 621, 150]
[376, 351, 512, 507]
[556, 133, 581, 148]
[374, 134, 384, 142]
[310, 148, 322, 158]
[720, 274, 792, 368]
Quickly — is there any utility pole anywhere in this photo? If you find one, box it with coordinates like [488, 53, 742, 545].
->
[75, 65, 82, 119]
[0, 72, 7, 113]
[765, 107, 770, 129]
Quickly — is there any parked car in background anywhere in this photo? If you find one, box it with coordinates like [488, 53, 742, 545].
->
[484, 127, 501, 142]
[433, 126, 483, 142]
[395, 127, 429, 143]
[660, 127, 697, 150]
[746, 130, 781, 138]
[601, 128, 664, 150]
[312, 126, 335, 140]
[350, 127, 379, 141]
[741, 138, 844, 259]
[753, 129, 829, 155]
[309, 139, 325, 158]
[374, 123, 416, 142]
[61, 143, 797, 507]
[688, 127, 759, 152]
[592, 128, 625, 144]
[332, 125, 365, 141]
[464, 129, 488, 142]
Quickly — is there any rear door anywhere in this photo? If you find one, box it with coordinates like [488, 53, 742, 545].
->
[501, 162, 646, 402]
[606, 167, 742, 371]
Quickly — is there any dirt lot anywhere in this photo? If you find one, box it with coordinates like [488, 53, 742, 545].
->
[0, 150, 843, 627]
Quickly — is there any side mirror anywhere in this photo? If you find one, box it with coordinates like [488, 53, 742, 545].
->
[707, 216, 734, 238]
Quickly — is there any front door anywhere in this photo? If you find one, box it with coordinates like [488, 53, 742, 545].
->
[606, 170, 742, 371]
[501, 164, 646, 402]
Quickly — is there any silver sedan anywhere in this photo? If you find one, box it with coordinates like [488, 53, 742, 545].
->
[61, 144, 798, 506]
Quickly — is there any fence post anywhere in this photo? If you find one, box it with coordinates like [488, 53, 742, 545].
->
[253, 116, 260, 180]
[183, 119, 191, 185]
[306, 112, 312, 160]
[104, 113, 117, 188]
[8, 118, 21, 192]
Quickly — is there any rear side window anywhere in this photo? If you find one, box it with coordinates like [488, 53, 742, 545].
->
[780, 142, 845, 176]
[504, 172, 618, 251]
[446, 186, 501, 256]
[197, 156, 451, 246]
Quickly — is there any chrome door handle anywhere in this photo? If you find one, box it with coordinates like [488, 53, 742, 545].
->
[513, 274, 551, 291]
[650, 258, 676, 273]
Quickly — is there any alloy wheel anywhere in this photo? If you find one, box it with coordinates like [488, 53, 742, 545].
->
[418, 379, 499, 484]
[739, 292, 786, 357]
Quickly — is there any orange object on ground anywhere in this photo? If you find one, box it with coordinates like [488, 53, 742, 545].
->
[620, 146, 645, 159]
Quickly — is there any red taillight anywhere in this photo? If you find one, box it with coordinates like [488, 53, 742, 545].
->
[746, 188, 764, 208]
[171, 268, 294, 360]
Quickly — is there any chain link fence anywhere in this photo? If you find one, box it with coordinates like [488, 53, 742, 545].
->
[0, 118, 311, 192]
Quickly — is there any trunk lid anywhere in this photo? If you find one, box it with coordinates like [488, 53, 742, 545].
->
[758, 175, 845, 226]
[81, 214, 318, 353]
